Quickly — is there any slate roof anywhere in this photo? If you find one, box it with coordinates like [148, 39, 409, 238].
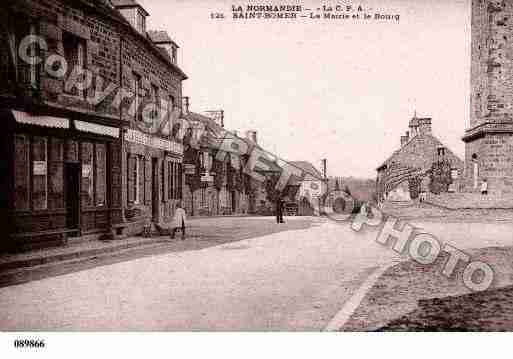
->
[289, 161, 324, 181]
[148, 30, 173, 44]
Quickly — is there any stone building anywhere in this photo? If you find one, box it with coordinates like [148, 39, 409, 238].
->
[463, 0, 513, 195]
[181, 109, 253, 217]
[376, 115, 464, 202]
[0, 0, 187, 251]
[288, 161, 325, 216]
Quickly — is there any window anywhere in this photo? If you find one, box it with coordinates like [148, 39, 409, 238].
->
[177, 163, 182, 199]
[171, 46, 177, 64]
[161, 159, 166, 202]
[49, 138, 64, 210]
[152, 84, 160, 122]
[133, 73, 142, 121]
[63, 32, 86, 97]
[168, 162, 174, 200]
[14, 135, 30, 210]
[81, 142, 94, 207]
[1, 20, 39, 93]
[96, 144, 107, 206]
[137, 9, 146, 33]
[128, 154, 145, 205]
[32, 137, 48, 210]
[128, 154, 136, 204]
[134, 156, 140, 204]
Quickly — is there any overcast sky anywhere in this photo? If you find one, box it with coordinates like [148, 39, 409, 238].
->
[141, 0, 470, 178]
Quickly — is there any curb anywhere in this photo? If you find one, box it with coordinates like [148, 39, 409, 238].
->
[0, 238, 169, 273]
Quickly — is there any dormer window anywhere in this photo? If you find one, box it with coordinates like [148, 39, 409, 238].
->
[112, 0, 149, 35]
[136, 8, 146, 33]
[171, 46, 177, 64]
[147, 30, 179, 65]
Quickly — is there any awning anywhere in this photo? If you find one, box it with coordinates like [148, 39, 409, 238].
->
[12, 110, 69, 129]
[75, 120, 119, 138]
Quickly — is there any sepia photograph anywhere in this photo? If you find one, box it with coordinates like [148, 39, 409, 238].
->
[1, 0, 513, 356]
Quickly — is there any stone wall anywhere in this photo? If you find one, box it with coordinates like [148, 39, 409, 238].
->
[464, 133, 513, 194]
[7, 0, 184, 124]
[470, 0, 513, 126]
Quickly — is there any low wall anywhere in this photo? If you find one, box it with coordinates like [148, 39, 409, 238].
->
[425, 192, 513, 209]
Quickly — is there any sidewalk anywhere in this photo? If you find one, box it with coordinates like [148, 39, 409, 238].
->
[0, 216, 253, 272]
[0, 216, 316, 284]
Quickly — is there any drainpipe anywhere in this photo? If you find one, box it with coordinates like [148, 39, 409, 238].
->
[119, 34, 127, 225]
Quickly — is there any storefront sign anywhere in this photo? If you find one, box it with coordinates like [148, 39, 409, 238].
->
[75, 120, 119, 138]
[125, 129, 183, 155]
[33, 161, 47, 175]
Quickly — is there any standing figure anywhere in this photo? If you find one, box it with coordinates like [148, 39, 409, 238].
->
[276, 197, 285, 224]
[481, 178, 488, 195]
[170, 202, 187, 240]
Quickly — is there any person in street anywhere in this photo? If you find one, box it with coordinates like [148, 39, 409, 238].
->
[170, 202, 187, 240]
[276, 197, 285, 224]
[481, 178, 488, 195]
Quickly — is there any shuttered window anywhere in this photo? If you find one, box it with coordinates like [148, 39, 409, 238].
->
[177, 163, 183, 200]
[162, 159, 168, 203]
[168, 162, 173, 200]
[14, 135, 30, 210]
[49, 138, 64, 209]
[33, 137, 48, 210]
[95, 144, 106, 206]
[144, 158, 151, 204]
[127, 154, 136, 204]
[81, 142, 94, 207]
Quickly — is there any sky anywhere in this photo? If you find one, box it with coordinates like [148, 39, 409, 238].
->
[140, 0, 471, 178]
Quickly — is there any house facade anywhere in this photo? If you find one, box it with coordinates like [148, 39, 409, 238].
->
[181, 111, 254, 217]
[0, 0, 187, 251]
[288, 161, 325, 216]
[376, 115, 464, 202]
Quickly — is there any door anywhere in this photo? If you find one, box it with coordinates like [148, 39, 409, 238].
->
[231, 190, 237, 213]
[152, 158, 159, 222]
[64, 162, 80, 235]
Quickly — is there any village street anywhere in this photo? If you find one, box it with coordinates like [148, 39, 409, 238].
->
[1, 216, 513, 331]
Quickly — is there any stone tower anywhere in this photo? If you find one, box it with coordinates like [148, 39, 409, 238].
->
[463, 0, 513, 194]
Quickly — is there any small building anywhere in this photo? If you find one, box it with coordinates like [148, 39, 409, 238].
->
[288, 161, 325, 216]
[376, 115, 464, 202]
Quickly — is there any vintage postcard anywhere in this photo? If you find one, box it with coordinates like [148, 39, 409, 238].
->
[0, 0, 512, 355]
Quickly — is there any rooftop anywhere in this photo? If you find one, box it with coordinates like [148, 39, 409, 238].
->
[111, 0, 149, 15]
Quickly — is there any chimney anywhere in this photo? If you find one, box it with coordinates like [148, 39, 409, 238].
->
[182, 96, 190, 114]
[246, 130, 257, 144]
[418, 118, 432, 135]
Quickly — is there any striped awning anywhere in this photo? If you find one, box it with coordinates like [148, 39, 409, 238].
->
[75, 120, 119, 138]
[13, 110, 69, 129]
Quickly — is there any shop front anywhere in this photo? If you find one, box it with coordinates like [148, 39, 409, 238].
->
[3, 109, 122, 252]
[123, 128, 183, 236]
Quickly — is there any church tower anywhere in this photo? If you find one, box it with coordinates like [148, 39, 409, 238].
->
[464, 0, 513, 194]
